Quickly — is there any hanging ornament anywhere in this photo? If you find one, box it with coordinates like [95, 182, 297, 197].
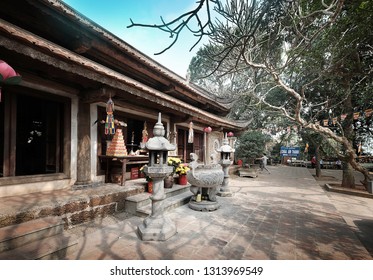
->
[105, 97, 115, 135]
[188, 121, 194, 143]
[142, 121, 148, 143]
[0, 60, 22, 102]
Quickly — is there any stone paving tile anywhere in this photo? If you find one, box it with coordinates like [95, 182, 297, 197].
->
[64, 166, 373, 260]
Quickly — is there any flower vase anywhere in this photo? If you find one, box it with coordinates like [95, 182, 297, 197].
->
[178, 174, 188, 185]
[164, 175, 174, 188]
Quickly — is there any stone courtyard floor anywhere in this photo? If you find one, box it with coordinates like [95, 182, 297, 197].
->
[64, 165, 373, 260]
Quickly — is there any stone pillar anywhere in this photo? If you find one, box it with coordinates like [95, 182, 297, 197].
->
[138, 175, 177, 241]
[74, 101, 92, 187]
[219, 160, 233, 197]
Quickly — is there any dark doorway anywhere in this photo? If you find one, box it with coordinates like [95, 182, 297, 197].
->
[177, 128, 203, 162]
[15, 94, 64, 175]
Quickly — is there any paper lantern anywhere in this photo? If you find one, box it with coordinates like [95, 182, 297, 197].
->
[204, 126, 212, 133]
[0, 60, 22, 102]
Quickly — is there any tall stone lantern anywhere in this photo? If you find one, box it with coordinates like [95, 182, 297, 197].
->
[138, 113, 176, 241]
[216, 132, 235, 197]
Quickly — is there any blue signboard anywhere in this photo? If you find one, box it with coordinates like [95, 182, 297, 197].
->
[280, 146, 300, 157]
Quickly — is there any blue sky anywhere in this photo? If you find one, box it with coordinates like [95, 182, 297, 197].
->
[62, 0, 207, 77]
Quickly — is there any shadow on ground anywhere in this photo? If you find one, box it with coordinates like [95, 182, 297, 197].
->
[354, 219, 373, 257]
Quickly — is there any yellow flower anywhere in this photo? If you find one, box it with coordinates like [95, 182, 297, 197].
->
[168, 157, 182, 174]
[168, 157, 181, 166]
[175, 164, 190, 175]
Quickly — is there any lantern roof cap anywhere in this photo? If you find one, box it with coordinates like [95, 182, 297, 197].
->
[145, 113, 176, 151]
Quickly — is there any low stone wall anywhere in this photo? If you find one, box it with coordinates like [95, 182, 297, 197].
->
[0, 182, 145, 229]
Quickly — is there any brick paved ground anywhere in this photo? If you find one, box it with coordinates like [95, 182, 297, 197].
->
[65, 165, 373, 260]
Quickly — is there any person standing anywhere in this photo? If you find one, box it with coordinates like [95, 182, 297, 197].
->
[258, 154, 270, 174]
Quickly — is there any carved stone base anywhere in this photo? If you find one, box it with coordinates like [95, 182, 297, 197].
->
[138, 214, 177, 241]
[218, 190, 233, 197]
[188, 199, 220, 211]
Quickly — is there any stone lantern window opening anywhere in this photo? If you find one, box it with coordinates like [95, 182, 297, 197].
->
[149, 151, 168, 166]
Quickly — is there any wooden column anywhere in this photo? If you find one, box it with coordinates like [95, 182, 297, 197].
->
[75, 100, 92, 186]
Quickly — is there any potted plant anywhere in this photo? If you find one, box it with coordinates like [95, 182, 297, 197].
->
[175, 163, 190, 185]
[164, 157, 181, 188]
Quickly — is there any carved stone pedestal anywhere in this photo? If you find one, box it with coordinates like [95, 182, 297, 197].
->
[138, 214, 177, 241]
[138, 176, 177, 241]
[189, 196, 220, 211]
[218, 160, 233, 197]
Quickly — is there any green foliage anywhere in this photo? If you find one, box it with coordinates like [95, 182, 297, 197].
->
[235, 131, 270, 164]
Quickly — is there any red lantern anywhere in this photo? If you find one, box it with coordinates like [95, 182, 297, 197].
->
[204, 126, 212, 133]
[227, 131, 234, 137]
[0, 60, 22, 102]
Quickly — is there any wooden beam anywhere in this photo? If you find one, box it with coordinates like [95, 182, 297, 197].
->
[70, 36, 92, 54]
[82, 87, 116, 103]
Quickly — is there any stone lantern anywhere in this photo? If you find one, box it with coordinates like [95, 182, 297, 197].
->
[216, 132, 235, 197]
[137, 112, 176, 241]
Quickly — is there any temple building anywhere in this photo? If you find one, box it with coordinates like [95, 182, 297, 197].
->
[0, 0, 248, 197]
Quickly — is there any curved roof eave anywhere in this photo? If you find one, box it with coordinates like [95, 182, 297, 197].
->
[1, 18, 247, 131]
[50, 0, 232, 113]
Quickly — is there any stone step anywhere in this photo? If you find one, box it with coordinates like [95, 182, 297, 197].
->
[125, 184, 191, 216]
[0, 216, 64, 253]
[165, 184, 190, 198]
[0, 232, 78, 260]
[137, 191, 192, 217]
[125, 192, 152, 215]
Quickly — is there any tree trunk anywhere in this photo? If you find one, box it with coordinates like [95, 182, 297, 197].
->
[315, 145, 321, 178]
[342, 162, 355, 188]
[341, 92, 356, 188]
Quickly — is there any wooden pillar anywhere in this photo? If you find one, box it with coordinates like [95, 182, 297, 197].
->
[75, 100, 92, 186]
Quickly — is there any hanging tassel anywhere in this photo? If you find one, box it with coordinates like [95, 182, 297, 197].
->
[105, 97, 115, 135]
[188, 121, 194, 143]
[108, 114, 115, 135]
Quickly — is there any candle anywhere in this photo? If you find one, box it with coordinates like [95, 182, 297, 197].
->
[131, 131, 134, 143]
